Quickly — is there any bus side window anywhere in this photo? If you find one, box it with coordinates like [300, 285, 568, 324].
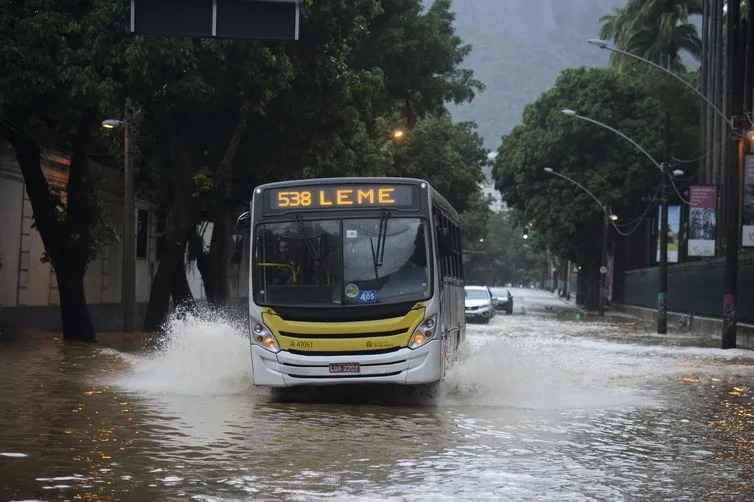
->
[441, 215, 451, 279]
[448, 221, 458, 279]
[453, 222, 462, 279]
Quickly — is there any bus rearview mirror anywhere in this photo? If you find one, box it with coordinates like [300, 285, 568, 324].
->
[236, 211, 250, 233]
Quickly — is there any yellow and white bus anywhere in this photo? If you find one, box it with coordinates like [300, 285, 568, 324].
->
[239, 177, 465, 388]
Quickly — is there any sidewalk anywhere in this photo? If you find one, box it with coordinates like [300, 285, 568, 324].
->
[548, 292, 636, 320]
[611, 303, 754, 349]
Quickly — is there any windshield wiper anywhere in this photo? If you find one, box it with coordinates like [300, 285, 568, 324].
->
[369, 209, 390, 278]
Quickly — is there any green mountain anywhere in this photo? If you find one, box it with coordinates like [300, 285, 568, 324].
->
[448, 0, 626, 150]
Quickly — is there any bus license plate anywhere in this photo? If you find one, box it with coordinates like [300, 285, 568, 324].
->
[329, 363, 361, 374]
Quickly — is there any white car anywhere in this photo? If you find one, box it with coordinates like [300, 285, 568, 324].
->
[464, 285, 495, 323]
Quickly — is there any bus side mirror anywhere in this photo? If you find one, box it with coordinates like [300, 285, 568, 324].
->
[236, 211, 250, 233]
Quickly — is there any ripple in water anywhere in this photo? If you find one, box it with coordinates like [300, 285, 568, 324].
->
[110, 310, 253, 396]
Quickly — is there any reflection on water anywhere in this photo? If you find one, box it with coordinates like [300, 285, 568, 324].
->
[1, 311, 754, 501]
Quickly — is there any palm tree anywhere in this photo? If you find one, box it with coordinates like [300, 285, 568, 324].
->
[599, 0, 703, 71]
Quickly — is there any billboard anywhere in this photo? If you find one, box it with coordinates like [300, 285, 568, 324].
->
[743, 156, 754, 247]
[657, 205, 681, 263]
[687, 185, 718, 257]
[131, 0, 300, 40]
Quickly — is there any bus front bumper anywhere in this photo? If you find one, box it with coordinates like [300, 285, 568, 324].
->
[250, 340, 442, 387]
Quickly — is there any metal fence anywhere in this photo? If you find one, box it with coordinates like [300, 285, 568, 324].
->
[617, 255, 754, 324]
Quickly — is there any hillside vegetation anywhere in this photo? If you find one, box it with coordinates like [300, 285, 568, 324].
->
[449, 0, 625, 149]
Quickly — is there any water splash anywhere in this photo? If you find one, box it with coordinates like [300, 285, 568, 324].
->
[440, 320, 659, 409]
[111, 310, 253, 396]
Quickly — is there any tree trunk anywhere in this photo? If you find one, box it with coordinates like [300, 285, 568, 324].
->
[576, 267, 587, 306]
[171, 241, 196, 313]
[197, 101, 252, 306]
[142, 240, 177, 332]
[198, 218, 222, 304]
[2, 109, 99, 342]
[56, 268, 96, 342]
[143, 128, 195, 331]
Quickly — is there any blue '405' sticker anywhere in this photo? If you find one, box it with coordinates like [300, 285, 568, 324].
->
[358, 290, 376, 303]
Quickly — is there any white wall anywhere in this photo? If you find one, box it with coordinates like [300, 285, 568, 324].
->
[1, 141, 248, 311]
[0, 167, 23, 308]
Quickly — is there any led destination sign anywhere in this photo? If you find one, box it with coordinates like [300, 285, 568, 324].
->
[265, 184, 418, 212]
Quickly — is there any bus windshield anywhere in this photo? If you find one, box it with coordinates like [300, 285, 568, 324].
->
[254, 217, 431, 307]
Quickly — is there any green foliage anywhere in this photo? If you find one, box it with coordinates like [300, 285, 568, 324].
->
[0, 0, 130, 266]
[353, 0, 483, 122]
[599, 0, 702, 71]
[1, 0, 487, 310]
[393, 116, 488, 212]
[459, 191, 491, 249]
[462, 205, 549, 285]
[482, 210, 548, 285]
[493, 66, 699, 263]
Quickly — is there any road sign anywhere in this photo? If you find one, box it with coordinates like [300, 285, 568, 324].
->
[131, 0, 300, 40]
[599, 265, 608, 274]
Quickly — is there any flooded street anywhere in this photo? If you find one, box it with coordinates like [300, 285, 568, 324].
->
[2, 296, 754, 501]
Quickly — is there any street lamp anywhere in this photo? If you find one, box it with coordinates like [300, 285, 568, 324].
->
[102, 100, 136, 333]
[587, 39, 733, 128]
[561, 109, 678, 333]
[544, 167, 618, 316]
[392, 129, 406, 141]
[588, 38, 741, 348]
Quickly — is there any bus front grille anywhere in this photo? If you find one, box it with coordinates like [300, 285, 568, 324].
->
[287, 348, 401, 356]
[278, 328, 408, 339]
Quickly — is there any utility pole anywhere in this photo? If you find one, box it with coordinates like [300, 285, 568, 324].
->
[722, 0, 742, 349]
[599, 212, 608, 317]
[123, 98, 136, 333]
[658, 111, 670, 335]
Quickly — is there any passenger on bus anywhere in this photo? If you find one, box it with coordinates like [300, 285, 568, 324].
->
[272, 239, 299, 285]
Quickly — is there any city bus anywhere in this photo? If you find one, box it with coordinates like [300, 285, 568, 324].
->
[238, 177, 465, 388]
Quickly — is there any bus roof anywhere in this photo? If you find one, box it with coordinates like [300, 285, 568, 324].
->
[254, 176, 429, 190]
[253, 177, 459, 219]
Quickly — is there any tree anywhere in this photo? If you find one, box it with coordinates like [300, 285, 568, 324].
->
[470, 210, 547, 286]
[0, 0, 129, 341]
[392, 116, 488, 212]
[492, 67, 699, 308]
[599, 0, 703, 71]
[126, 36, 293, 329]
[352, 0, 484, 123]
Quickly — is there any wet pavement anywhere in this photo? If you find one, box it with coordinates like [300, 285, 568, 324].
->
[1, 297, 754, 501]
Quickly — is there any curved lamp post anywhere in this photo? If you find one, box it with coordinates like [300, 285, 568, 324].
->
[544, 167, 617, 316]
[588, 38, 741, 348]
[587, 39, 733, 129]
[102, 101, 136, 333]
[559, 110, 683, 333]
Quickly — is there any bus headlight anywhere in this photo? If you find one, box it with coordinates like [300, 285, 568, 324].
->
[250, 320, 280, 353]
[409, 315, 436, 349]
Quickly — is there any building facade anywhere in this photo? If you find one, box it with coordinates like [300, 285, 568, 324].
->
[0, 141, 249, 332]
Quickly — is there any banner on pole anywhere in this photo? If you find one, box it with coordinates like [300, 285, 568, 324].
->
[687, 185, 718, 256]
[657, 205, 681, 263]
[743, 156, 754, 247]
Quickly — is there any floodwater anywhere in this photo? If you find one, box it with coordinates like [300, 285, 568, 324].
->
[2, 297, 754, 501]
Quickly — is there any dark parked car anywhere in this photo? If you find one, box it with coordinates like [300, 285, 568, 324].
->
[489, 287, 514, 314]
